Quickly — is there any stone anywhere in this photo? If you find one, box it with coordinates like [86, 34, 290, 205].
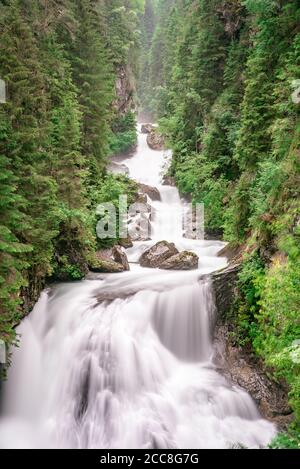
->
[107, 162, 129, 175]
[138, 183, 161, 201]
[135, 193, 148, 204]
[89, 250, 124, 273]
[139, 241, 179, 268]
[159, 251, 199, 270]
[162, 175, 176, 186]
[147, 129, 165, 151]
[213, 325, 293, 430]
[211, 260, 293, 430]
[141, 123, 155, 134]
[211, 263, 241, 321]
[90, 259, 124, 274]
[112, 245, 130, 271]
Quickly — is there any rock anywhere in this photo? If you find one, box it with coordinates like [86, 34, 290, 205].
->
[217, 243, 244, 261]
[141, 123, 155, 134]
[204, 228, 224, 241]
[119, 237, 133, 249]
[107, 162, 129, 175]
[112, 245, 130, 271]
[147, 129, 165, 151]
[89, 250, 124, 273]
[159, 251, 199, 270]
[213, 325, 293, 430]
[135, 193, 148, 204]
[139, 241, 179, 268]
[211, 260, 293, 429]
[138, 183, 161, 201]
[113, 65, 135, 116]
[211, 263, 241, 321]
[90, 259, 124, 274]
[162, 175, 176, 186]
[96, 249, 113, 261]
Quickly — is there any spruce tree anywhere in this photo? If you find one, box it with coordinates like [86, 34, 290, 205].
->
[70, 0, 113, 187]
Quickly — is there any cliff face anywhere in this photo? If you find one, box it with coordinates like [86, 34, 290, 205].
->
[113, 65, 136, 116]
[210, 263, 293, 430]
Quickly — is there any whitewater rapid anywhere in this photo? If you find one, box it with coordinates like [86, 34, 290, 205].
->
[0, 127, 276, 449]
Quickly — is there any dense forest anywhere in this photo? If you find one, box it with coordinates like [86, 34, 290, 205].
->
[139, 0, 300, 448]
[0, 0, 142, 343]
[0, 0, 299, 450]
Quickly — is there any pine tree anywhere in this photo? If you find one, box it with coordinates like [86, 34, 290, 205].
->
[0, 117, 29, 343]
[0, 2, 60, 302]
[70, 0, 114, 186]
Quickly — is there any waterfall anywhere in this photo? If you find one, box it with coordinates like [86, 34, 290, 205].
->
[0, 125, 276, 449]
[0, 277, 275, 449]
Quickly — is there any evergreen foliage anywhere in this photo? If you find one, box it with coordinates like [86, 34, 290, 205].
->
[0, 0, 141, 348]
[140, 0, 300, 443]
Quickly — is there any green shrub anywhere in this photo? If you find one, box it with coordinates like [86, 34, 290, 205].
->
[269, 431, 300, 449]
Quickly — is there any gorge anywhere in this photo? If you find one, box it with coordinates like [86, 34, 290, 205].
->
[0, 128, 277, 449]
[0, 0, 299, 451]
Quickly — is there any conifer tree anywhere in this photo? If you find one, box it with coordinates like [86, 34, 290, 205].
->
[0, 116, 29, 343]
[70, 0, 113, 186]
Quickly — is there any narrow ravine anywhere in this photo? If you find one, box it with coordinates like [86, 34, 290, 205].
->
[0, 127, 277, 449]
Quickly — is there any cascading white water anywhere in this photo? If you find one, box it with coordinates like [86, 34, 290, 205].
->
[0, 126, 276, 449]
[151, 186, 184, 241]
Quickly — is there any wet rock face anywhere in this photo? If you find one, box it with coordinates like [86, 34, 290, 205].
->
[210, 261, 293, 429]
[159, 251, 199, 271]
[139, 241, 179, 268]
[113, 65, 135, 115]
[211, 263, 241, 320]
[213, 325, 293, 430]
[147, 129, 165, 151]
[112, 245, 130, 271]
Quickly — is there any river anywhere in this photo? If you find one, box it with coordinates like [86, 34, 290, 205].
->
[0, 126, 276, 449]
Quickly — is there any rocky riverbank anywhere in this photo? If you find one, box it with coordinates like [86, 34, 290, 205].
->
[210, 258, 293, 431]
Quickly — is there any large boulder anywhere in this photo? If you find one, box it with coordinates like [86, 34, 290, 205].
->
[141, 123, 155, 134]
[139, 241, 179, 268]
[138, 183, 161, 201]
[112, 245, 130, 271]
[90, 258, 124, 274]
[147, 129, 165, 151]
[159, 251, 199, 270]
